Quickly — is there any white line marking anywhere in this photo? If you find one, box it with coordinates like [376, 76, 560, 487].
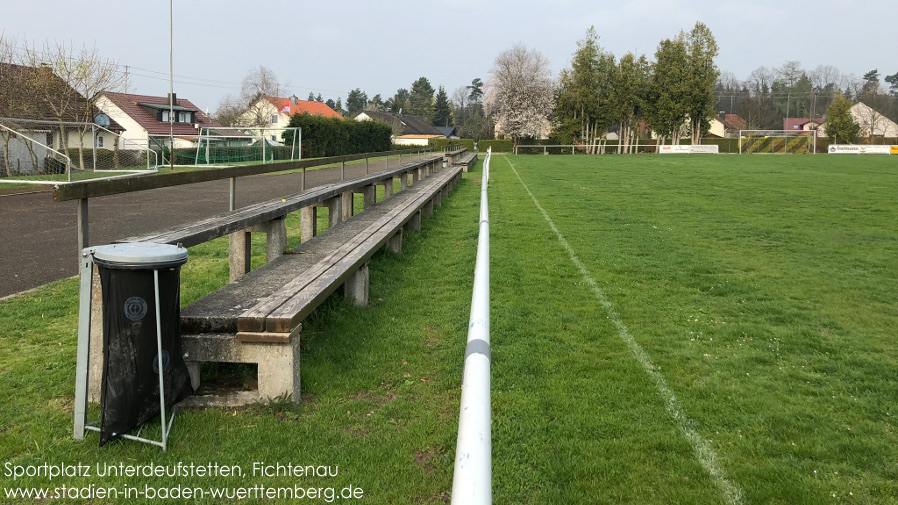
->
[503, 155, 743, 505]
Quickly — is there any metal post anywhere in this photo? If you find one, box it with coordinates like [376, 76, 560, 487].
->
[78, 198, 89, 256]
[73, 250, 95, 440]
[153, 270, 168, 452]
[366, 156, 369, 174]
[341, 161, 345, 181]
[301, 167, 306, 191]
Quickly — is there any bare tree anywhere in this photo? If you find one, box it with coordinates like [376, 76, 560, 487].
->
[484, 44, 555, 147]
[214, 66, 287, 134]
[775, 60, 804, 87]
[809, 65, 842, 91]
[9, 40, 127, 173]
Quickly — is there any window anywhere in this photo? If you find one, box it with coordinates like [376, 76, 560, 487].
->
[96, 136, 105, 148]
[94, 113, 111, 128]
[270, 135, 276, 142]
[270, 114, 278, 125]
[178, 111, 190, 123]
[161, 110, 170, 122]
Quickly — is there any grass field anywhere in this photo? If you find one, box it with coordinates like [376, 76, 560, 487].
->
[0, 154, 896, 504]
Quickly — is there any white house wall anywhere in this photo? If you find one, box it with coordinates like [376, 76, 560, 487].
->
[94, 95, 150, 149]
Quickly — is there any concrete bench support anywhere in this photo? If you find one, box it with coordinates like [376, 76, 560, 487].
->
[327, 196, 342, 228]
[400, 173, 408, 191]
[362, 185, 376, 209]
[424, 199, 434, 215]
[433, 190, 442, 208]
[341, 192, 354, 220]
[229, 230, 252, 281]
[388, 229, 403, 254]
[343, 261, 370, 306]
[301, 205, 317, 243]
[382, 178, 394, 199]
[182, 331, 302, 404]
[405, 210, 422, 232]
[252, 216, 287, 261]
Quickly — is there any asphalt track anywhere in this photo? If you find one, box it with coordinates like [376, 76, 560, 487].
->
[0, 155, 431, 299]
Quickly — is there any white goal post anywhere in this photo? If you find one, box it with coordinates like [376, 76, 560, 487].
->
[738, 130, 817, 154]
[195, 127, 301, 165]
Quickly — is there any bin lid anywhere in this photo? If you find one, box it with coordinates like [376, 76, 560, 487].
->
[93, 242, 188, 267]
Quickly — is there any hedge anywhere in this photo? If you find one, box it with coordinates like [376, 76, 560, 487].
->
[429, 138, 475, 152]
[478, 139, 514, 152]
[287, 114, 391, 158]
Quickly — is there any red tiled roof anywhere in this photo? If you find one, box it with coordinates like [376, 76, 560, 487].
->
[265, 97, 343, 119]
[100, 91, 222, 137]
[722, 114, 746, 131]
[783, 117, 823, 131]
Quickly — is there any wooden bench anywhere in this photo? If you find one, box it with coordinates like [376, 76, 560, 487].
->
[443, 148, 478, 172]
[85, 156, 463, 406]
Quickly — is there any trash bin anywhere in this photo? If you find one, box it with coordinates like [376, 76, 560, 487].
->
[91, 242, 193, 446]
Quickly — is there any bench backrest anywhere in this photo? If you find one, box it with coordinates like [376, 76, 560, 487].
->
[119, 155, 443, 248]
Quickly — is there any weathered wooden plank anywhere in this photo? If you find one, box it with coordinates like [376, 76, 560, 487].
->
[258, 168, 461, 333]
[236, 179, 432, 331]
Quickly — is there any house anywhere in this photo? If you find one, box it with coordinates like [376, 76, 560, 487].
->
[0, 62, 124, 152]
[236, 95, 342, 143]
[435, 125, 458, 139]
[353, 110, 445, 146]
[783, 117, 824, 133]
[94, 91, 223, 150]
[815, 102, 898, 139]
[706, 113, 747, 138]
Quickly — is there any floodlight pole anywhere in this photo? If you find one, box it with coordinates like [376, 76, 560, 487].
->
[169, 0, 174, 171]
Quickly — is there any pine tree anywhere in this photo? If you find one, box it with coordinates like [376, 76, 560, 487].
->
[433, 86, 451, 126]
[308, 92, 316, 101]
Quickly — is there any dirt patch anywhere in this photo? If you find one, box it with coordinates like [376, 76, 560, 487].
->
[414, 490, 451, 504]
[414, 448, 443, 474]
[424, 325, 443, 346]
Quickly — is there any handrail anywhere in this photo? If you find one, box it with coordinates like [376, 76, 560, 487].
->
[53, 148, 433, 202]
[451, 147, 491, 505]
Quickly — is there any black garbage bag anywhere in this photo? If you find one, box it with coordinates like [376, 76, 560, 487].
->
[97, 264, 193, 446]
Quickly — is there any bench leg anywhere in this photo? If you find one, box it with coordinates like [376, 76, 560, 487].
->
[344, 261, 369, 306]
[362, 185, 376, 209]
[327, 196, 342, 228]
[186, 362, 201, 390]
[341, 192, 353, 220]
[442, 185, 449, 200]
[383, 179, 394, 199]
[265, 216, 287, 261]
[229, 230, 252, 281]
[411, 170, 419, 184]
[388, 229, 403, 254]
[424, 199, 434, 216]
[405, 210, 422, 232]
[301, 206, 317, 243]
[433, 190, 442, 208]
[400, 173, 408, 191]
[256, 338, 302, 402]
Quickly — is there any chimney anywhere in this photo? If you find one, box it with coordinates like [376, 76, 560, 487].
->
[718, 111, 725, 122]
[168, 92, 177, 105]
[290, 95, 298, 106]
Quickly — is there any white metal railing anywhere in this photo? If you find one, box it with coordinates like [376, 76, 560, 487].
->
[451, 147, 491, 504]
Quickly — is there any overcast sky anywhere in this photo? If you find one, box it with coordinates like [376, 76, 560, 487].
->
[3, 0, 894, 113]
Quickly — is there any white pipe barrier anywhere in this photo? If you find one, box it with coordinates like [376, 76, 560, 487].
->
[451, 147, 492, 505]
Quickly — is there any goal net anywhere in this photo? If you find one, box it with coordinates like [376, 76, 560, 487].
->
[739, 130, 817, 154]
[194, 127, 301, 165]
